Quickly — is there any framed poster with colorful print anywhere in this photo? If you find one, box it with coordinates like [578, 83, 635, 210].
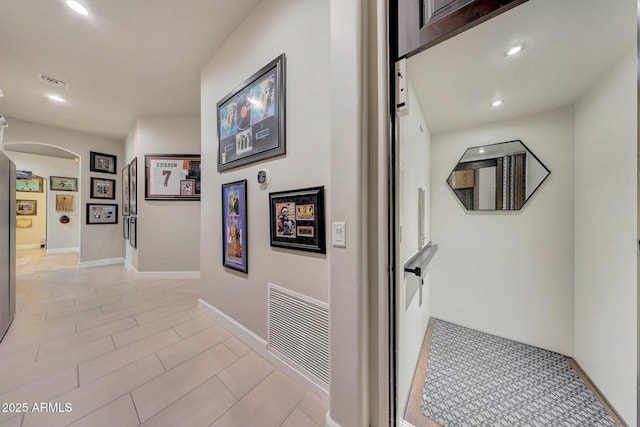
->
[221, 180, 247, 273]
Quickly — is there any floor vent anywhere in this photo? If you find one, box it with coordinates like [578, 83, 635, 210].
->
[267, 283, 329, 388]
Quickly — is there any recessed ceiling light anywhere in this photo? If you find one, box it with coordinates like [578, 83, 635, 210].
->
[491, 99, 503, 107]
[48, 94, 66, 103]
[505, 45, 523, 57]
[479, 148, 485, 154]
[65, 0, 89, 16]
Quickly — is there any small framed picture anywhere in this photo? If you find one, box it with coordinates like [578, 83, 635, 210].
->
[222, 180, 248, 273]
[122, 165, 130, 216]
[129, 216, 137, 248]
[16, 200, 37, 216]
[16, 218, 32, 228]
[86, 203, 118, 225]
[269, 186, 325, 253]
[16, 175, 43, 193]
[91, 177, 116, 199]
[123, 217, 130, 240]
[144, 154, 201, 200]
[130, 158, 138, 215]
[55, 195, 74, 212]
[50, 176, 77, 192]
[90, 151, 117, 174]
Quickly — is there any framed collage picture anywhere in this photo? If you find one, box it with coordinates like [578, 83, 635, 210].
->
[50, 176, 77, 192]
[129, 216, 137, 248]
[90, 151, 117, 174]
[144, 154, 201, 201]
[86, 203, 118, 225]
[222, 180, 247, 273]
[269, 186, 325, 254]
[16, 200, 37, 216]
[16, 175, 43, 193]
[90, 177, 116, 199]
[130, 157, 138, 215]
[217, 54, 286, 171]
[123, 216, 129, 240]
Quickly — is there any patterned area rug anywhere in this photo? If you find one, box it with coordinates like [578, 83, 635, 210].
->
[420, 320, 618, 427]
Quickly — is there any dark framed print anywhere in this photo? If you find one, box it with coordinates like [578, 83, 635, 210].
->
[144, 154, 201, 200]
[222, 180, 248, 273]
[91, 177, 116, 199]
[90, 151, 117, 174]
[129, 216, 137, 248]
[269, 186, 325, 254]
[123, 217, 130, 240]
[130, 158, 138, 215]
[50, 176, 77, 192]
[86, 203, 118, 225]
[217, 54, 286, 172]
[122, 165, 130, 216]
[16, 200, 37, 216]
[16, 175, 43, 193]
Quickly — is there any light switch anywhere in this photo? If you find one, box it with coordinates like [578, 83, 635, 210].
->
[332, 222, 346, 248]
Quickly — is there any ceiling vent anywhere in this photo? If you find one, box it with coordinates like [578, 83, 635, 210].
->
[0, 115, 8, 127]
[37, 73, 69, 90]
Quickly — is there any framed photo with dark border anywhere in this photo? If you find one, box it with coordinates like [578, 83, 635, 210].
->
[123, 216, 130, 240]
[90, 177, 116, 199]
[222, 180, 248, 273]
[90, 151, 117, 174]
[16, 175, 44, 193]
[269, 186, 325, 254]
[217, 54, 286, 172]
[122, 165, 130, 216]
[50, 176, 77, 192]
[130, 158, 138, 215]
[86, 203, 118, 225]
[145, 154, 201, 200]
[16, 200, 37, 216]
[129, 216, 137, 248]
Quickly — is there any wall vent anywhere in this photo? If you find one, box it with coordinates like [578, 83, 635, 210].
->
[268, 283, 329, 388]
[37, 73, 69, 90]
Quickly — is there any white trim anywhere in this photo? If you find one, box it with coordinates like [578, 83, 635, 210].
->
[78, 257, 123, 268]
[46, 247, 79, 255]
[123, 260, 200, 279]
[17, 244, 42, 249]
[326, 413, 341, 427]
[198, 298, 329, 402]
[124, 259, 137, 274]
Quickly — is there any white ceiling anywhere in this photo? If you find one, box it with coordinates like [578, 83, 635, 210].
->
[407, 0, 636, 135]
[0, 0, 262, 140]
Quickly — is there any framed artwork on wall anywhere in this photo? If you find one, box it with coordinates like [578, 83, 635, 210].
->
[222, 180, 247, 273]
[16, 200, 37, 216]
[122, 165, 130, 216]
[130, 158, 138, 215]
[55, 195, 74, 212]
[123, 217, 130, 240]
[129, 216, 137, 248]
[86, 203, 118, 225]
[16, 218, 32, 228]
[90, 177, 116, 199]
[269, 186, 325, 254]
[217, 54, 286, 172]
[50, 176, 77, 192]
[16, 174, 43, 193]
[90, 151, 117, 174]
[144, 154, 201, 201]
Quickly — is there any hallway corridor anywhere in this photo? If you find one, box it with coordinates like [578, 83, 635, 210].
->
[0, 265, 326, 427]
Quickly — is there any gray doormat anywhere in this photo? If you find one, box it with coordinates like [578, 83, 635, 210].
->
[420, 320, 619, 427]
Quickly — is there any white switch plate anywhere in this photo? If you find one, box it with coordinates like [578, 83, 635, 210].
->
[332, 222, 346, 248]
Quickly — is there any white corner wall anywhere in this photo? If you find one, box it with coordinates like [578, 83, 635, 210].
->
[397, 79, 432, 415]
[574, 50, 637, 425]
[431, 106, 575, 356]
[2, 118, 124, 263]
[124, 117, 201, 273]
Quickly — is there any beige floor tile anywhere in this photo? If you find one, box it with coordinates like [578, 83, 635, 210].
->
[100, 291, 166, 313]
[210, 371, 306, 427]
[112, 311, 191, 348]
[139, 376, 237, 427]
[79, 329, 180, 385]
[45, 307, 103, 323]
[0, 336, 113, 394]
[223, 336, 252, 357]
[132, 343, 238, 422]
[8, 312, 46, 328]
[38, 317, 137, 359]
[46, 295, 122, 318]
[296, 392, 329, 426]
[0, 345, 38, 370]
[173, 316, 215, 339]
[22, 355, 165, 427]
[281, 408, 320, 427]
[68, 394, 140, 427]
[0, 323, 76, 359]
[133, 298, 196, 324]
[156, 324, 231, 371]
[0, 415, 22, 427]
[217, 352, 275, 399]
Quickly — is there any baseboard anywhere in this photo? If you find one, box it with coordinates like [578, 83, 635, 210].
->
[17, 244, 41, 249]
[326, 413, 341, 427]
[78, 257, 124, 268]
[124, 259, 137, 274]
[123, 259, 199, 279]
[198, 298, 329, 402]
[46, 247, 79, 255]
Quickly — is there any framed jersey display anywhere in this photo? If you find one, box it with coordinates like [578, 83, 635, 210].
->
[144, 154, 201, 201]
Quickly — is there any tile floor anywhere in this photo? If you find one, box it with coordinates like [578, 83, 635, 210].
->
[16, 248, 79, 276]
[0, 265, 327, 427]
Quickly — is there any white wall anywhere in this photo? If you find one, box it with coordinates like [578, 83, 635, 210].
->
[124, 117, 200, 273]
[397, 79, 431, 415]
[2, 118, 124, 263]
[5, 151, 79, 251]
[200, 0, 330, 337]
[431, 106, 575, 356]
[574, 50, 637, 426]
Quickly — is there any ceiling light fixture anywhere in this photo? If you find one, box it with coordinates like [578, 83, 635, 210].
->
[505, 44, 523, 57]
[48, 94, 66, 103]
[65, 0, 89, 16]
[479, 148, 485, 154]
[491, 99, 503, 107]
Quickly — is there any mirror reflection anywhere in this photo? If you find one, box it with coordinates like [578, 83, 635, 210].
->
[447, 140, 549, 211]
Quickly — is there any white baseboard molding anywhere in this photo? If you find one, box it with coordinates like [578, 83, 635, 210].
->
[78, 257, 124, 269]
[326, 413, 341, 427]
[124, 259, 137, 274]
[17, 244, 42, 249]
[198, 298, 329, 402]
[46, 247, 79, 255]
[124, 260, 200, 279]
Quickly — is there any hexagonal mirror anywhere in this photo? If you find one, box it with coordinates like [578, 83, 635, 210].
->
[447, 140, 550, 211]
